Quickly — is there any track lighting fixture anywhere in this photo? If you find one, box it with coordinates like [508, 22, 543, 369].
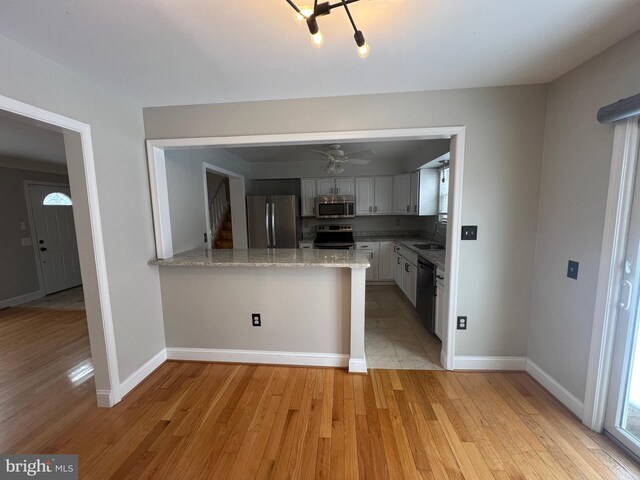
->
[285, 0, 370, 58]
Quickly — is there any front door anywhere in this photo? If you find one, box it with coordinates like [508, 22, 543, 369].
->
[28, 184, 82, 295]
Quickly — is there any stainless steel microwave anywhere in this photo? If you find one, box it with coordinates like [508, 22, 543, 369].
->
[314, 195, 356, 219]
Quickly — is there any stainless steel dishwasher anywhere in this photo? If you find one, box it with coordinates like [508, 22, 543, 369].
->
[416, 256, 436, 334]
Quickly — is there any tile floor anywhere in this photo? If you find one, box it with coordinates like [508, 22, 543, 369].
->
[365, 284, 442, 370]
[20, 286, 85, 309]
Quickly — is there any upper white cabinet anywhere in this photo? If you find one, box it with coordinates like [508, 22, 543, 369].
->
[393, 174, 411, 214]
[394, 170, 439, 216]
[415, 169, 439, 216]
[355, 176, 393, 215]
[316, 177, 355, 196]
[374, 176, 393, 214]
[355, 177, 374, 215]
[300, 178, 317, 217]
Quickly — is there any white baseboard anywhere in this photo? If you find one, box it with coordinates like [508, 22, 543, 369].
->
[349, 358, 368, 373]
[526, 359, 584, 418]
[454, 355, 527, 370]
[95, 389, 115, 408]
[0, 290, 44, 308]
[166, 347, 349, 368]
[119, 349, 167, 400]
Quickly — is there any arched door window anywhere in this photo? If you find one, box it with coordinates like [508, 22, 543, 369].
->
[42, 192, 73, 206]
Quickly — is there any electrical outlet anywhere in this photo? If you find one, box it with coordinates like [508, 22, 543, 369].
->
[203, 232, 208, 243]
[567, 260, 579, 280]
[252, 313, 261, 326]
[457, 316, 468, 330]
[461, 226, 478, 240]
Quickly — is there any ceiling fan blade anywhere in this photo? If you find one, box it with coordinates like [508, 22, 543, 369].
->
[312, 149, 333, 158]
[349, 159, 371, 165]
[346, 149, 375, 158]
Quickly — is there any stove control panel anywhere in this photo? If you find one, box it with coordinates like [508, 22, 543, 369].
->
[317, 224, 353, 232]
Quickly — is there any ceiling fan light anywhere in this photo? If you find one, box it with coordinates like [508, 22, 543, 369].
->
[357, 42, 370, 59]
[310, 31, 324, 48]
[295, 6, 314, 22]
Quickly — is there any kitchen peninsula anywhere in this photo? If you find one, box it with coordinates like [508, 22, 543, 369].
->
[150, 248, 370, 373]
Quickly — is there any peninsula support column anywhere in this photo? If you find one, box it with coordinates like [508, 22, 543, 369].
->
[349, 267, 367, 373]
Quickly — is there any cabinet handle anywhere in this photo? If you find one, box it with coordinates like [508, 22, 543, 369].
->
[436, 275, 445, 280]
[414, 205, 417, 213]
[369, 206, 372, 212]
[406, 205, 410, 212]
[397, 257, 400, 265]
[405, 263, 409, 272]
[374, 206, 378, 213]
[370, 253, 374, 260]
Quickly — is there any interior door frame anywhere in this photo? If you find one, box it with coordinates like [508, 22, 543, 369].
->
[23, 180, 73, 296]
[146, 126, 466, 371]
[0, 94, 121, 407]
[584, 118, 640, 431]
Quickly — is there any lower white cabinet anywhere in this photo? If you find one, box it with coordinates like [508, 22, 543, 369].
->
[434, 268, 446, 340]
[357, 241, 394, 282]
[393, 242, 417, 306]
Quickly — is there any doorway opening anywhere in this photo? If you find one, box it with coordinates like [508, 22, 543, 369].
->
[0, 94, 120, 409]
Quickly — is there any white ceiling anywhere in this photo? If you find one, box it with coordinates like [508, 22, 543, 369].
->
[0, 111, 66, 165]
[1, 1, 639, 107]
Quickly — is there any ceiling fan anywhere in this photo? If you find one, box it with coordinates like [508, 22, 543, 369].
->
[313, 144, 375, 174]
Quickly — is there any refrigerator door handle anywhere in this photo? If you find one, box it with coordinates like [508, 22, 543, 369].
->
[271, 203, 276, 246]
[265, 201, 271, 247]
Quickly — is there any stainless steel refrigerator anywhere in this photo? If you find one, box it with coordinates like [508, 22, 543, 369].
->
[247, 195, 299, 248]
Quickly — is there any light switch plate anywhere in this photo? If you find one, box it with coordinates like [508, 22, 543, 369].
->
[461, 226, 478, 240]
[567, 260, 579, 280]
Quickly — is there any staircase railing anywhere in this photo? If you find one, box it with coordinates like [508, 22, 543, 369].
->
[209, 180, 229, 244]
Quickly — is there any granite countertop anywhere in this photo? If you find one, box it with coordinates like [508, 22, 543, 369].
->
[353, 234, 446, 271]
[149, 248, 370, 269]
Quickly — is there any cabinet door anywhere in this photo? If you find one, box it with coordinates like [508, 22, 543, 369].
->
[417, 169, 439, 216]
[374, 176, 393, 214]
[316, 178, 334, 195]
[300, 178, 317, 217]
[410, 172, 419, 215]
[393, 251, 403, 287]
[355, 177, 374, 215]
[378, 241, 394, 281]
[393, 174, 411, 214]
[335, 177, 355, 195]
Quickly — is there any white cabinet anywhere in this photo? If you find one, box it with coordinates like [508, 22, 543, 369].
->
[415, 169, 439, 216]
[374, 176, 393, 214]
[434, 268, 446, 340]
[393, 174, 411, 214]
[394, 242, 417, 306]
[299, 241, 314, 249]
[378, 241, 394, 281]
[356, 242, 379, 282]
[355, 177, 375, 215]
[316, 177, 354, 196]
[300, 178, 317, 217]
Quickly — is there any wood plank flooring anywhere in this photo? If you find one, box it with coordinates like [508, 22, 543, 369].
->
[2, 307, 640, 479]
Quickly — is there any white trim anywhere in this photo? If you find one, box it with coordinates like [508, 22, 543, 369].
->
[454, 356, 527, 370]
[119, 349, 167, 399]
[584, 119, 640, 431]
[95, 390, 115, 408]
[146, 126, 465, 370]
[0, 94, 121, 406]
[348, 358, 368, 374]
[0, 290, 44, 308]
[166, 347, 349, 367]
[526, 359, 585, 419]
[444, 132, 465, 371]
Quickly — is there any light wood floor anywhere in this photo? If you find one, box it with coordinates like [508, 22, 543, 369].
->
[2, 308, 640, 479]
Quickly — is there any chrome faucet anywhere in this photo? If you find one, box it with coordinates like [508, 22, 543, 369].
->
[433, 219, 447, 240]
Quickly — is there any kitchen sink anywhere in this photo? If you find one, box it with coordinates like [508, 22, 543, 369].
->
[413, 243, 445, 250]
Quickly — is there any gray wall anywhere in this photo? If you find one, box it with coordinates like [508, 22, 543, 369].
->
[144, 84, 548, 358]
[528, 30, 640, 401]
[0, 165, 69, 302]
[0, 33, 165, 387]
[165, 151, 207, 254]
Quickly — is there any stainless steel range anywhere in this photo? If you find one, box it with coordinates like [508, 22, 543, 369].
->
[313, 224, 355, 250]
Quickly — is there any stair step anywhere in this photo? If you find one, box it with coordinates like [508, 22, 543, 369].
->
[214, 239, 233, 249]
[218, 230, 233, 240]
